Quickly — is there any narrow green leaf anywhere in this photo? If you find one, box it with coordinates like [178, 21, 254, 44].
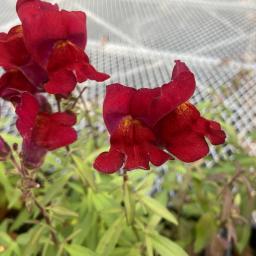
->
[194, 213, 217, 253]
[145, 235, 154, 256]
[139, 195, 178, 225]
[48, 205, 79, 218]
[124, 182, 135, 225]
[72, 155, 96, 190]
[64, 244, 98, 256]
[150, 233, 188, 256]
[96, 215, 125, 256]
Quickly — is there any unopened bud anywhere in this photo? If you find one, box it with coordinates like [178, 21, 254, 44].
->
[0, 136, 11, 161]
[12, 143, 18, 151]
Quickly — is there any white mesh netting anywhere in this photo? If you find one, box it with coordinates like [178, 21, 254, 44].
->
[0, 0, 256, 162]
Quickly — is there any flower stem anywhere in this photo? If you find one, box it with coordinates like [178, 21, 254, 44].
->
[122, 170, 140, 242]
[69, 86, 87, 110]
[76, 87, 99, 149]
[33, 198, 59, 247]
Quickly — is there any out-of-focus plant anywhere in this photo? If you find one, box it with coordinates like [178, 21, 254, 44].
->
[0, 98, 255, 256]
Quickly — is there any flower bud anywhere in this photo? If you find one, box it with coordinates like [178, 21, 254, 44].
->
[0, 136, 11, 161]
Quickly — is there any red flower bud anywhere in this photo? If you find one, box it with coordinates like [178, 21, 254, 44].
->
[0, 136, 11, 161]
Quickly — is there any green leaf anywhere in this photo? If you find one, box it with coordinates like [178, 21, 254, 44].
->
[72, 155, 96, 190]
[194, 213, 217, 253]
[64, 244, 98, 256]
[150, 232, 188, 256]
[22, 226, 46, 256]
[96, 215, 125, 256]
[145, 235, 154, 256]
[48, 205, 79, 218]
[124, 182, 135, 225]
[138, 195, 178, 225]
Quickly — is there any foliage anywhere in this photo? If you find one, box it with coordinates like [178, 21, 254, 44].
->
[0, 101, 255, 256]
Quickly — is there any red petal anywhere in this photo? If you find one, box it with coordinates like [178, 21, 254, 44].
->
[108, 115, 169, 171]
[0, 70, 37, 102]
[0, 25, 30, 68]
[20, 60, 48, 88]
[17, 0, 86, 67]
[124, 145, 150, 170]
[128, 61, 196, 127]
[44, 70, 77, 97]
[148, 145, 172, 166]
[47, 42, 109, 84]
[155, 102, 225, 162]
[103, 84, 136, 133]
[207, 121, 226, 144]
[47, 41, 89, 73]
[50, 112, 77, 126]
[93, 150, 125, 174]
[148, 71, 196, 126]
[171, 60, 191, 80]
[166, 131, 209, 162]
[76, 63, 110, 83]
[33, 113, 77, 150]
[130, 87, 160, 124]
[16, 93, 39, 137]
[195, 118, 226, 145]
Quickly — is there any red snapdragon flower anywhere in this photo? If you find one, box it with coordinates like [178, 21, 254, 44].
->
[16, 0, 109, 97]
[0, 25, 48, 102]
[94, 61, 226, 173]
[16, 93, 77, 168]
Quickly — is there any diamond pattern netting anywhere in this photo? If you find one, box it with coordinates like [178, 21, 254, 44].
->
[0, 0, 255, 165]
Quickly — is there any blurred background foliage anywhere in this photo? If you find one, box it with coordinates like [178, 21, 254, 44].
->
[0, 99, 255, 256]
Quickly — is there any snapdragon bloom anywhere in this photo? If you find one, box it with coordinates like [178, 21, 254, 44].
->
[94, 61, 226, 173]
[0, 25, 47, 102]
[16, 0, 109, 97]
[16, 93, 77, 168]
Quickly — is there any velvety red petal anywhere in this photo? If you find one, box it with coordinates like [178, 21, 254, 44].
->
[16, 93, 39, 137]
[75, 63, 110, 83]
[44, 70, 77, 97]
[123, 145, 150, 170]
[148, 145, 172, 166]
[50, 112, 77, 126]
[148, 70, 196, 126]
[155, 102, 225, 162]
[20, 60, 48, 88]
[17, 0, 86, 67]
[33, 113, 77, 150]
[0, 25, 29, 68]
[171, 60, 191, 80]
[130, 87, 160, 124]
[47, 42, 109, 85]
[0, 70, 37, 102]
[108, 115, 169, 171]
[93, 150, 125, 174]
[16, 0, 58, 14]
[207, 121, 226, 145]
[129, 61, 196, 127]
[195, 118, 226, 145]
[47, 41, 89, 73]
[155, 102, 200, 138]
[166, 131, 209, 162]
[103, 84, 136, 134]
